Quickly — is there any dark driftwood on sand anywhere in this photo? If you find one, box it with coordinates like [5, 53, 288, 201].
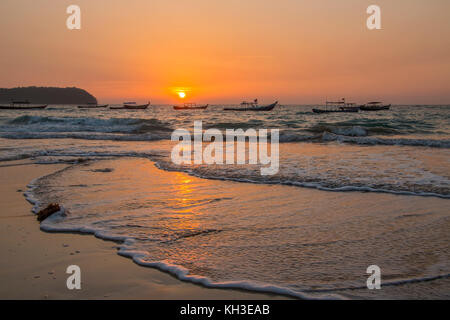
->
[37, 203, 61, 222]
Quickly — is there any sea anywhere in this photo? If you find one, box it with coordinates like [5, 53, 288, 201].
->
[0, 104, 449, 299]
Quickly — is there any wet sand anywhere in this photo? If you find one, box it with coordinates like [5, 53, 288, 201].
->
[0, 160, 288, 299]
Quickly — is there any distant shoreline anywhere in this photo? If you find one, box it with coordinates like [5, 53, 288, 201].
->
[0, 87, 97, 105]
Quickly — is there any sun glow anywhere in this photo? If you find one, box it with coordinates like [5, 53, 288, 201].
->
[172, 87, 192, 100]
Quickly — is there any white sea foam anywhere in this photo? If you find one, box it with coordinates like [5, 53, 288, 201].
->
[118, 247, 343, 300]
[154, 161, 450, 199]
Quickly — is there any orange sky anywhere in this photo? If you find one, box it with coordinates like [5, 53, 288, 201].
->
[1, 0, 449, 104]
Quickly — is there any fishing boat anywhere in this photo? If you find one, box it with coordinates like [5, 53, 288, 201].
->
[173, 103, 208, 110]
[359, 102, 391, 111]
[77, 102, 109, 109]
[224, 100, 278, 111]
[0, 100, 47, 110]
[110, 102, 150, 110]
[312, 99, 359, 114]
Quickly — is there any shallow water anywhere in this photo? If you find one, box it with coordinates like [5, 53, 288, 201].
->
[28, 158, 450, 299]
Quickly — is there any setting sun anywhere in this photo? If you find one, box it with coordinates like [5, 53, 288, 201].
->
[178, 92, 186, 99]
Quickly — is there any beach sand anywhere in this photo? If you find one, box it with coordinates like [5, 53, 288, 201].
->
[0, 160, 288, 299]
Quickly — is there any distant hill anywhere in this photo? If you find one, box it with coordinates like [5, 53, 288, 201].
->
[0, 87, 97, 104]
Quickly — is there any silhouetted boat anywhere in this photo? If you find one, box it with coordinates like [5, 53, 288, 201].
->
[313, 98, 359, 114]
[359, 102, 391, 111]
[173, 103, 208, 110]
[110, 102, 150, 110]
[313, 108, 359, 114]
[77, 103, 109, 109]
[224, 100, 278, 111]
[0, 100, 47, 110]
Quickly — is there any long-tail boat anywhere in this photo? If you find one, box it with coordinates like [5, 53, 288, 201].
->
[77, 102, 109, 109]
[312, 98, 359, 114]
[110, 102, 150, 110]
[0, 100, 47, 110]
[224, 100, 278, 111]
[173, 103, 208, 110]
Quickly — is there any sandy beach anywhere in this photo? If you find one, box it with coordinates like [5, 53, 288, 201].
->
[0, 160, 288, 299]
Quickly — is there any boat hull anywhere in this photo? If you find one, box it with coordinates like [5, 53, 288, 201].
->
[78, 104, 109, 109]
[359, 104, 391, 111]
[224, 101, 278, 111]
[312, 108, 359, 114]
[0, 105, 47, 110]
[110, 103, 150, 110]
[173, 105, 208, 110]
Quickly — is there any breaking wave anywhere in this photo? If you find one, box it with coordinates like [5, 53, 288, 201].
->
[321, 132, 450, 148]
[4, 115, 173, 134]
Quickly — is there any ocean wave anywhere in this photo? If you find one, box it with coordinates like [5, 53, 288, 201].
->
[0, 132, 167, 141]
[278, 131, 450, 147]
[279, 133, 318, 142]
[2, 130, 448, 148]
[154, 161, 450, 198]
[307, 117, 436, 136]
[203, 120, 265, 130]
[322, 132, 450, 148]
[5, 115, 172, 134]
[308, 125, 370, 136]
